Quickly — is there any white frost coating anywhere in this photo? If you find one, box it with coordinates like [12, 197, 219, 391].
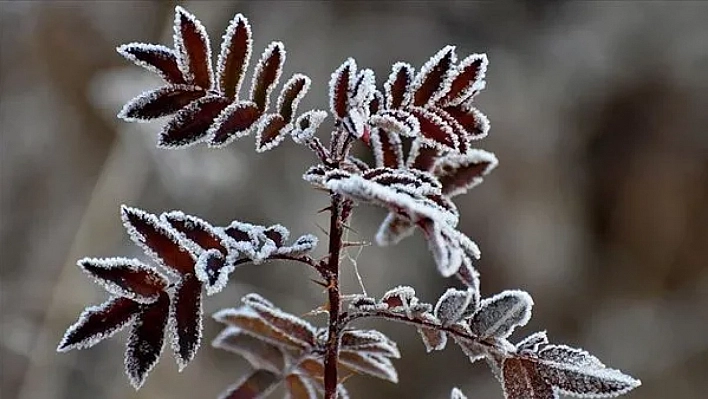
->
[118, 84, 203, 123]
[206, 100, 262, 148]
[241, 292, 276, 309]
[168, 276, 204, 371]
[276, 74, 311, 122]
[212, 326, 284, 374]
[441, 53, 488, 107]
[375, 212, 416, 247]
[160, 210, 234, 256]
[116, 42, 183, 83]
[469, 290, 534, 339]
[515, 331, 549, 353]
[537, 360, 641, 398]
[338, 352, 398, 383]
[369, 113, 416, 139]
[246, 299, 317, 348]
[124, 307, 168, 389]
[341, 330, 401, 358]
[450, 387, 467, 399]
[368, 126, 402, 170]
[57, 297, 137, 352]
[194, 249, 235, 296]
[416, 313, 447, 352]
[263, 224, 290, 246]
[380, 285, 417, 314]
[291, 110, 328, 144]
[459, 103, 491, 140]
[384, 62, 414, 109]
[452, 333, 486, 364]
[276, 234, 318, 256]
[538, 345, 606, 369]
[77, 257, 167, 304]
[410, 45, 457, 107]
[302, 164, 326, 185]
[350, 68, 376, 111]
[157, 95, 224, 149]
[173, 6, 214, 88]
[434, 288, 475, 327]
[434, 149, 499, 197]
[328, 58, 357, 119]
[120, 205, 196, 277]
[344, 107, 368, 138]
[424, 222, 479, 278]
[249, 41, 286, 111]
[255, 114, 290, 153]
[410, 106, 460, 151]
[222, 220, 263, 260]
[216, 13, 253, 97]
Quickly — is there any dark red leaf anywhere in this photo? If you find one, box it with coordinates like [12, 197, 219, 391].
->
[409, 107, 457, 150]
[195, 249, 233, 295]
[159, 95, 230, 148]
[502, 357, 555, 399]
[217, 13, 252, 99]
[250, 42, 285, 111]
[264, 225, 288, 247]
[255, 113, 288, 152]
[57, 297, 139, 352]
[385, 62, 414, 109]
[370, 129, 404, 169]
[440, 53, 487, 106]
[412, 46, 455, 106]
[434, 151, 498, 197]
[117, 43, 186, 84]
[161, 211, 228, 255]
[329, 59, 355, 119]
[174, 6, 213, 89]
[277, 74, 310, 122]
[430, 107, 470, 153]
[408, 145, 440, 171]
[121, 205, 196, 275]
[125, 292, 169, 389]
[443, 105, 490, 140]
[118, 85, 206, 121]
[208, 101, 262, 147]
[369, 90, 383, 115]
[220, 369, 280, 399]
[78, 258, 168, 302]
[171, 274, 203, 369]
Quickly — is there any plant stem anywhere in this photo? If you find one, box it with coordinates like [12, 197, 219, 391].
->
[323, 193, 346, 399]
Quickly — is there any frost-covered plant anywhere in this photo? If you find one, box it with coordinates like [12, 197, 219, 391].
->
[58, 6, 641, 399]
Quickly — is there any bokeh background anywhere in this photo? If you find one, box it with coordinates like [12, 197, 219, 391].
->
[2, 1, 707, 398]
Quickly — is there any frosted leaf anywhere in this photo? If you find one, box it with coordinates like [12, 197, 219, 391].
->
[407, 144, 439, 171]
[302, 164, 327, 185]
[468, 290, 534, 339]
[213, 306, 310, 351]
[369, 90, 383, 115]
[502, 357, 556, 399]
[292, 110, 327, 145]
[195, 249, 235, 295]
[370, 110, 420, 138]
[340, 329, 401, 358]
[161, 210, 230, 255]
[451, 387, 468, 399]
[329, 58, 356, 119]
[350, 68, 376, 110]
[516, 331, 549, 354]
[343, 106, 368, 138]
[440, 53, 488, 107]
[217, 13, 252, 99]
[249, 41, 286, 111]
[57, 297, 139, 352]
[370, 129, 404, 169]
[116, 43, 186, 84]
[411, 45, 456, 107]
[296, 356, 325, 382]
[348, 295, 378, 311]
[455, 256, 481, 311]
[277, 234, 318, 256]
[158, 95, 230, 148]
[212, 326, 286, 373]
[207, 100, 262, 147]
[223, 220, 262, 259]
[124, 292, 169, 389]
[263, 224, 289, 247]
[417, 313, 447, 352]
[338, 351, 398, 383]
[173, 6, 213, 89]
[380, 285, 417, 312]
[375, 212, 415, 246]
[410, 106, 458, 151]
[444, 104, 490, 140]
[537, 358, 641, 398]
[255, 113, 289, 153]
[249, 232, 279, 264]
[246, 299, 317, 348]
[285, 373, 319, 399]
[118, 85, 205, 122]
[77, 257, 168, 304]
[218, 369, 280, 399]
[434, 150, 498, 197]
[384, 62, 414, 109]
[538, 345, 605, 369]
[434, 288, 475, 327]
[121, 205, 196, 276]
[421, 222, 465, 277]
[277, 74, 311, 123]
[169, 274, 203, 370]
[241, 292, 276, 309]
[452, 334, 486, 364]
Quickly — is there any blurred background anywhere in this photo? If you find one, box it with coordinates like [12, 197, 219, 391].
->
[1, 1, 707, 398]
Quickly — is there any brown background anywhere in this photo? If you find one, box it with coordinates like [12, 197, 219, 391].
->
[1, 1, 707, 398]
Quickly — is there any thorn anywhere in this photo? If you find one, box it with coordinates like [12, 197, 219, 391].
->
[342, 240, 370, 248]
[317, 205, 333, 214]
[342, 224, 359, 234]
[310, 278, 328, 288]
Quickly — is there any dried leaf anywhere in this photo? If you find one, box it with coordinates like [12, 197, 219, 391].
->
[502, 357, 556, 399]
[217, 13, 253, 99]
[250, 42, 286, 111]
[77, 257, 168, 303]
[219, 369, 280, 399]
[329, 58, 356, 119]
[468, 290, 533, 339]
[158, 95, 230, 148]
[118, 85, 205, 122]
[125, 292, 169, 389]
[208, 101, 262, 147]
[412, 46, 456, 106]
[213, 307, 311, 351]
[173, 6, 213, 89]
[340, 329, 400, 358]
[212, 326, 286, 373]
[57, 297, 139, 352]
[338, 351, 398, 383]
[246, 299, 317, 348]
[116, 43, 186, 84]
[170, 274, 203, 370]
